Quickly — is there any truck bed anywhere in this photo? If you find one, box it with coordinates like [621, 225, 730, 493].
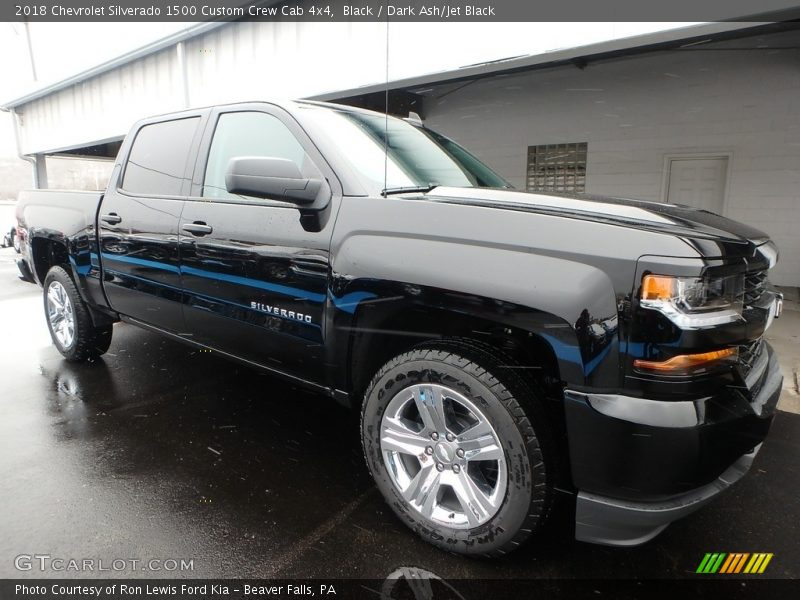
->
[16, 188, 104, 292]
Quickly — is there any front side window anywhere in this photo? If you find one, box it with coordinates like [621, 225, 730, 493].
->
[122, 117, 199, 195]
[203, 112, 307, 200]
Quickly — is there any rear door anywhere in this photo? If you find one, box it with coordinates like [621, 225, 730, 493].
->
[178, 104, 340, 383]
[99, 113, 206, 331]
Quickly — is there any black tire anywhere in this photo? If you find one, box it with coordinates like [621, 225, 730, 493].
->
[43, 266, 113, 361]
[361, 340, 555, 557]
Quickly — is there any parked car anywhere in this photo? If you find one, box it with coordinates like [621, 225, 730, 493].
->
[15, 100, 784, 556]
[2, 224, 19, 252]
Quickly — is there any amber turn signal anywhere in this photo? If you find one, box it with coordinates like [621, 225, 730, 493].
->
[634, 347, 738, 372]
[641, 274, 677, 301]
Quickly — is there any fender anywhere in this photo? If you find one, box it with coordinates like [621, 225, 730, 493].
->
[17, 190, 109, 312]
[328, 219, 622, 392]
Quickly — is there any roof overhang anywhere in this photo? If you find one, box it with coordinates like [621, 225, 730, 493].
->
[1, 21, 226, 110]
[308, 21, 780, 101]
[2, 19, 794, 112]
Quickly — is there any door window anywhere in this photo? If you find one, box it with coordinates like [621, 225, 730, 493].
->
[203, 111, 307, 201]
[122, 117, 199, 195]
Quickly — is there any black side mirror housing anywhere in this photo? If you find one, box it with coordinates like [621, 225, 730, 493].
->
[225, 156, 328, 207]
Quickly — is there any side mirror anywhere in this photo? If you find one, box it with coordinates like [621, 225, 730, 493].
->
[225, 156, 326, 205]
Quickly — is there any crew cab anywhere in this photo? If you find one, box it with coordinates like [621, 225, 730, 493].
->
[15, 100, 784, 555]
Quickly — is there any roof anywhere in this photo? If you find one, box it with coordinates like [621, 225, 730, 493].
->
[115, 98, 380, 123]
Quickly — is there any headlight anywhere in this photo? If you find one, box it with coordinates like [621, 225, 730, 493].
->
[640, 274, 744, 328]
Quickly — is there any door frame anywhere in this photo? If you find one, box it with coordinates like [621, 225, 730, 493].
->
[186, 101, 343, 203]
[659, 151, 733, 215]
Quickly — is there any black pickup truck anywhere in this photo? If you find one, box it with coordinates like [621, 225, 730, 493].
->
[16, 100, 784, 556]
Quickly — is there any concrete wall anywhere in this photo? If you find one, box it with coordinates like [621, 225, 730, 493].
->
[0, 158, 32, 201]
[44, 157, 115, 191]
[9, 19, 708, 156]
[424, 43, 800, 286]
[0, 157, 113, 200]
[11, 20, 387, 155]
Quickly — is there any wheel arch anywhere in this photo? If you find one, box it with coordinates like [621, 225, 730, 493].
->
[31, 235, 116, 328]
[31, 236, 71, 284]
[345, 300, 565, 406]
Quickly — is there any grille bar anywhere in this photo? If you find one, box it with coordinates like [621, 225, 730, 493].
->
[739, 337, 765, 378]
[743, 270, 768, 306]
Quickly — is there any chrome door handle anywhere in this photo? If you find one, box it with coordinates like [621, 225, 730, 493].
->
[100, 213, 122, 225]
[181, 222, 213, 236]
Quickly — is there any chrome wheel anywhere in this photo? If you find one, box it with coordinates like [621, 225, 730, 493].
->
[380, 383, 507, 529]
[47, 280, 75, 348]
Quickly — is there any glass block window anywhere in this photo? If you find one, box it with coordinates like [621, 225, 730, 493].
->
[526, 142, 587, 193]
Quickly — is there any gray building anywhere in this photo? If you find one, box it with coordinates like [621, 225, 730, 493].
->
[2, 21, 798, 285]
[321, 24, 800, 286]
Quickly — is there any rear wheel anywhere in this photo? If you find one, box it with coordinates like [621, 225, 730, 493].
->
[361, 342, 555, 556]
[43, 266, 113, 361]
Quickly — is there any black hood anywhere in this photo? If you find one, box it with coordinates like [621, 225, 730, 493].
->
[424, 187, 770, 249]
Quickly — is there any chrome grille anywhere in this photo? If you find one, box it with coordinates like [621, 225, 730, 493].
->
[743, 270, 768, 306]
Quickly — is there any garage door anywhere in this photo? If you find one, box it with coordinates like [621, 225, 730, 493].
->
[665, 156, 729, 214]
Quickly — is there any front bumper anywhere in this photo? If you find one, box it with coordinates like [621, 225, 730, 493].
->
[565, 341, 782, 546]
[575, 444, 760, 546]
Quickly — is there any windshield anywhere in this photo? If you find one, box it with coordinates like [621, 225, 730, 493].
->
[301, 106, 511, 193]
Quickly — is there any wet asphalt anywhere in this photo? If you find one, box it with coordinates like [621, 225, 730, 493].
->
[0, 244, 798, 583]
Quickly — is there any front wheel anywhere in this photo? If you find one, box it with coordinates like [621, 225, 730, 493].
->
[43, 266, 113, 361]
[361, 342, 555, 556]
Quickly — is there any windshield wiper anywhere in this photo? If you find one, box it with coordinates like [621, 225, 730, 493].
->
[381, 184, 439, 197]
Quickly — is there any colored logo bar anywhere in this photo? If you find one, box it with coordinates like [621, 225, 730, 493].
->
[696, 553, 773, 574]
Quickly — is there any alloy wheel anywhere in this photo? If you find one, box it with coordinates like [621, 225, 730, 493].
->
[380, 383, 507, 529]
[47, 280, 75, 348]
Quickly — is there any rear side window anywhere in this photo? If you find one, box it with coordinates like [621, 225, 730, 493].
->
[122, 117, 199, 195]
[203, 111, 307, 200]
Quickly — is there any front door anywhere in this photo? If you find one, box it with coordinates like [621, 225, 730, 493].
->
[178, 106, 338, 383]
